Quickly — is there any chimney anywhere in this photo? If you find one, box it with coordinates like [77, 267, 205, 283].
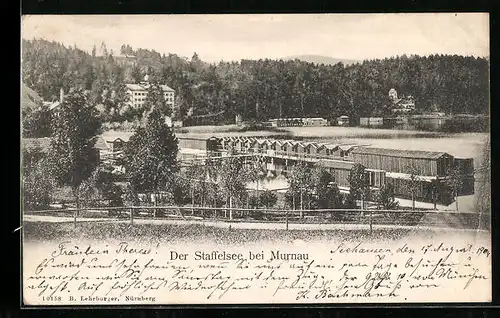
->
[60, 87, 64, 103]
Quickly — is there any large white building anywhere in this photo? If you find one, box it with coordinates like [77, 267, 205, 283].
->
[125, 77, 175, 114]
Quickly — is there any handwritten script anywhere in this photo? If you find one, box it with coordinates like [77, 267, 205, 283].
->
[23, 240, 491, 304]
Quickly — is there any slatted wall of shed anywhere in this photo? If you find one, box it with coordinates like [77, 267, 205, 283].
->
[353, 153, 439, 176]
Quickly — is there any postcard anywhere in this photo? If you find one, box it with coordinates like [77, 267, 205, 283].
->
[21, 13, 491, 305]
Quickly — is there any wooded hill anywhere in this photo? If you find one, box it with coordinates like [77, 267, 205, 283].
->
[21, 39, 489, 124]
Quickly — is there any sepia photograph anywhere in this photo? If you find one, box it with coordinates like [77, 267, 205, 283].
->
[21, 13, 491, 305]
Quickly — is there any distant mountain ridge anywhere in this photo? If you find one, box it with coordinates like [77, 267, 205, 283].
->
[282, 55, 360, 66]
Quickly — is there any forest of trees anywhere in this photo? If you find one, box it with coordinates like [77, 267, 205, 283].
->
[21, 39, 489, 126]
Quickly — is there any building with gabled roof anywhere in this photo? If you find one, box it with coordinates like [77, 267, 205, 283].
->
[351, 146, 454, 176]
[125, 76, 175, 114]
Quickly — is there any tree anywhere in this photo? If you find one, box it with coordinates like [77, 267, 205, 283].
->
[448, 166, 463, 212]
[260, 190, 278, 209]
[78, 168, 101, 208]
[22, 39, 490, 124]
[476, 136, 490, 229]
[343, 193, 358, 209]
[376, 183, 400, 210]
[142, 82, 171, 118]
[312, 168, 343, 209]
[124, 107, 179, 217]
[131, 64, 143, 83]
[286, 163, 314, 218]
[407, 166, 421, 210]
[218, 155, 251, 220]
[184, 162, 209, 212]
[429, 178, 441, 210]
[22, 104, 52, 138]
[22, 146, 54, 210]
[48, 88, 101, 213]
[123, 184, 140, 206]
[92, 166, 124, 210]
[204, 154, 225, 209]
[246, 155, 266, 205]
[348, 163, 369, 209]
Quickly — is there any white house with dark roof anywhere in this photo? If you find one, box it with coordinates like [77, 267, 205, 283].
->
[389, 88, 415, 113]
[125, 75, 175, 114]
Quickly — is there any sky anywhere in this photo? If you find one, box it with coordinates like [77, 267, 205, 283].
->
[21, 13, 489, 63]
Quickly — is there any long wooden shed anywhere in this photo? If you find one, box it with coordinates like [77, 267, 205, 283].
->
[351, 147, 454, 177]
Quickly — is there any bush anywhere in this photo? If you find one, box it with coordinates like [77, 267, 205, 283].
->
[22, 148, 54, 210]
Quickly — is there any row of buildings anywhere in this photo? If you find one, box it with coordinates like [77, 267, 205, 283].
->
[178, 135, 475, 206]
[260, 88, 414, 128]
[23, 131, 475, 208]
[39, 83, 417, 129]
[38, 76, 176, 117]
[266, 116, 349, 127]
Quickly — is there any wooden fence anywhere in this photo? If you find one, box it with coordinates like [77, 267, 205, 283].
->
[23, 205, 490, 234]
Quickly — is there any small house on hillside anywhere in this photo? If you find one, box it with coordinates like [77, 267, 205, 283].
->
[100, 131, 135, 153]
[389, 88, 416, 113]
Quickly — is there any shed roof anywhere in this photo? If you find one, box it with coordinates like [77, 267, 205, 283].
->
[292, 142, 306, 148]
[178, 136, 210, 141]
[339, 144, 359, 152]
[351, 147, 451, 160]
[306, 143, 321, 150]
[100, 131, 135, 143]
[324, 144, 340, 150]
[319, 159, 354, 170]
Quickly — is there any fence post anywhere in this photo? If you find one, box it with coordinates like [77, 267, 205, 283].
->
[285, 210, 289, 231]
[130, 207, 134, 225]
[73, 209, 77, 228]
[369, 210, 373, 236]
